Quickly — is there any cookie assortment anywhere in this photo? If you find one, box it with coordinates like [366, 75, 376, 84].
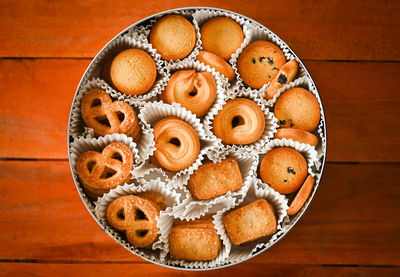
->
[68, 8, 326, 269]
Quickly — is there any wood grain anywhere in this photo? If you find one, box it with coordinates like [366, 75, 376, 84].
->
[1, 59, 399, 161]
[0, 0, 399, 60]
[0, 161, 399, 265]
[1, 263, 399, 277]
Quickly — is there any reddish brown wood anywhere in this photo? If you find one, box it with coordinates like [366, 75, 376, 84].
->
[0, 161, 399, 265]
[0, 1, 399, 60]
[304, 60, 400, 162]
[0, 59, 90, 159]
[0, 0, 398, 275]
[1, 59, 399, 162]
[1, 263, 399, 277]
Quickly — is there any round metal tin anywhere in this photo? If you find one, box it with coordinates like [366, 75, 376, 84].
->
[67, 7, 327, 271]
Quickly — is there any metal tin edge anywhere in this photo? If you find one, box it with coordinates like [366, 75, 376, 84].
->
[67, 6, 327, 271]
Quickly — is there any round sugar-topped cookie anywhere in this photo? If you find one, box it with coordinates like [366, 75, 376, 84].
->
[110, 49, 157, 95]
[200, 16, 244, 60]
[150, 15, 196, 60]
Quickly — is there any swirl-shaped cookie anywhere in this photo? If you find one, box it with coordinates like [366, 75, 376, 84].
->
[160, 70, 217, 117]
[76, 142, 133, 197]
[107, 195, 160, 248]
[81, 88, 141, 142]
[153, 117, 200, 172]
[213, 98, 265, 144]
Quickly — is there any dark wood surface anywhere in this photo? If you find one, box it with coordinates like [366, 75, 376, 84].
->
[0, 0, 399, 276]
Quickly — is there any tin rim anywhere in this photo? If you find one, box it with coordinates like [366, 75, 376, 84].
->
[67, 6, 327, 271]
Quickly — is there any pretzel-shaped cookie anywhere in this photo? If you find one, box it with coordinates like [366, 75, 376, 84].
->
[160, 70, 217, 117]
[76, 142, 133, 197]
[81, 88, 141, 141]
[107, 195, 160, 248]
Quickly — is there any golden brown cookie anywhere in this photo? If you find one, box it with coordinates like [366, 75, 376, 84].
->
[200, 17, 244, 60]
[187, 158, 243, 200]
[213, 98, 265, 144]
[110, 49, 157, 95]
[274, 87, 321, 132]
[150, 15, 196, 60]
[169, 215, 221, 261]
[106, 195, 160, 248]
[265, 59, 299, 99]
[137, 192, 167, 211]
[160, 69, 217, 117]
[274, 128, 318, 146]
[287, 175, 315, 215]
[259, 147, 308, 194]
[76, 142, 134, 198]
[237, 41, 286, 89]
[81, 88, 141, 142]
[223, 199, 277, 245]
[197, 50, 235, 81]
[153, 117, 200, 172]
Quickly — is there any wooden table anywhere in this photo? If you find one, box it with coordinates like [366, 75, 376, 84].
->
[1, 1, 399, 276]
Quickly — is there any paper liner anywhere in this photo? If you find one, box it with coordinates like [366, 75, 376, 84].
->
[213, 178, 289, 264]
[94, 177, 181, 261]
[123, 24, 149, 43]
[260, 138, 318, 177]
[174, 147, 259, 220]
[156, 208, 233, 268]
[69, 134, 140, 211]
[192, 9, 252, 85]
[256, 138, 321, 228]
[281, 173, 321, 233]
[267, 76, 326, 170]
[134, 101, 222, 187]
[82, 36, 168, 103]
[192, 9, 252, 59]
[203, 85, 279, 152]
[67, 8, 327, 269]
[69, 78, 156, 165]
[229, 24, 307, 95]
[70, 133, 139, 171]
[163, 59, 228, 119]
[130, 10, 202, 65]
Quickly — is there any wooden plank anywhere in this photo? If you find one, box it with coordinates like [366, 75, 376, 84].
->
[0, 0, 399, 60]
[0, 59, 90, 160]
[304, 60, 400, 162]
[1, 59, 399, 162]
[1, 263, 399, 277]
[0, 161, 399, 265]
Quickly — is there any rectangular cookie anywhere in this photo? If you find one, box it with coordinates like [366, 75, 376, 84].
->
[223, 199, 277, 245]
[187, 158, 243, 200]
[169, 215, 221, 261]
